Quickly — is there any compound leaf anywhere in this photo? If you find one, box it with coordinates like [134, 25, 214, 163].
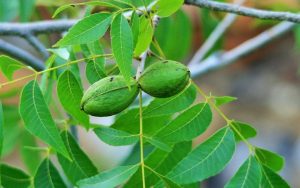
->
[255, 147, 285, 172]
[261, 165, 290, 188]
[0, 164, 31, 188]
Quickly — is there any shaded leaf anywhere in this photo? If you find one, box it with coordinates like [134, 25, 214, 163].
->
[57, 70, 89, 128]
[225, 156, 261, 188]
[214, 96, 237, 107]
[94, 126, 139, 146]
[0, 164, 31, 188]
[261, 165, 290, 188]
[0, 102, 3, 157]
[143, 84, 196, 117]
[56, 13, 112, 46]
[34, 158, 67, 188]
[19, 0, 35, 22]
[134, 15, 154, 57]
[0, 55, 25, 80]
[155, 103, 212, 143]
[77, 165, 139, 188]
[255, 147, 285, 172]
[167, 128, 235, 184]
[111, 13, 133, 83]
[153, 0, 183, 17]
[57, 131, 98, 184]
[144, 136, 172, 152]
[19, 80, 69, 158]
[131, 11, 140, 48]
[231, 121, 257, 142]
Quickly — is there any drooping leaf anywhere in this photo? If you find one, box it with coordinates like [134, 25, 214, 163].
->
[21, 130, 41, 175]
[84, 41, 106, 84]
[125, 142, 192, 187]
[143, 84, 196, 117]
[19, 0, 35, 22]
[131, 11, 140, 49]
[153, 0, 183, 17]
[77, 165, 139, 188]
[57, 131, 98, 184]
[57, 70, 89, 128]
[56, 13, 112, 46]
[94, 126, 139, 146]
[144, 136, 172, 152]
[34, 158, 67, 188]
[111, 108, 170, 136]
[134, 15, 154, 57]
[19, 80, 69, 159]
[261, 165, 290, 188]
[255, 147, 285, 172]
[155, 103, 212, 143]
[153, 9, 192, 61]
[0, 102, 3, 157]
[0, 164, 31, 188]
[53, 1, 119, 17]
[0, 55, 25, 80]
[231, 121, 257, 142]
[225, 156, 261, 188]
[111, 13, 133, 84]
[214, 96, 237, 107]
[167, 128, 235, 184]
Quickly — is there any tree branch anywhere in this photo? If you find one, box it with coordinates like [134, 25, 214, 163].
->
[0, 39, 45, 71]
[185, 0, 300, 23]
[24, 34, 49, 59]
[188, 21, 295, 77]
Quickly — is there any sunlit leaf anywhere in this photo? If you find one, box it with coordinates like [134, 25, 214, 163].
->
[94, 126, 139, 146]
[214, 96, 237, 107]
[20, 80, 69, 159]
[56, 13, 112, 46]
[77, 165, 139, 188]
[255, 147, 285, 172]
[143, 84, 196, 117]
[0, 164, 31, 188]
[0, 55, 25, 80]
[261, 165, 290, 188]
[111, 13, 133, 84]
[231, 121, 257, 142]
[57, 131, 98, 184]
[134, 15, 153, 57]
[153, 0, 183, 17]
[34, 158, 67, 188]
[167, 128, 235, 184]
[57, 70, 89, 128]
[155, 103, 212, 143]
[225, 156, 261, 188]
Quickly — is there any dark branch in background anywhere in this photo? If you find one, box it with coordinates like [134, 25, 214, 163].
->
[24, 34, 49, 59]
[0, 39, 45, 71]
[185, 0, 300, 23]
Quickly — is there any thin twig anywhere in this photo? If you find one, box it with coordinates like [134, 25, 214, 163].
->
[188, 21, 295, 77]
[185, 0, 300, 23]
[0, 39, 45, 71]
[189, 0, 246, 65]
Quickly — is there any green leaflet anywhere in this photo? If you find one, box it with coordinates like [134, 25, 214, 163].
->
[214, 96, 237, 107]
[167, 127, 235, 184]
[34, 158, 67, 188]
[130, 11, 140, 49]
[155, 103, 212, 143]
[231, 121, 257, 142]
[134, 15, 154, 57]
[56, 13, 112, 46]
[153, 10, 192, 61]
[225, 156, 261, 188]
[0, 55, 25, 80]
[144, 136, 172, 152]
[143, 84, 197, 117]
[21, 130, 42, 175]
[77, 165, 139, 188]
[0, 102, 3, 157]
[57, 70, 90, 128]
[153, 0, 183, 17]
[94, 126, 139, 146]
[261, 165, 290, 188]
[0, 164, 31, 188]
[19, 80, 69, 159]
[57, 131, 98, 185]
[111, 13, 133, 84]
[255, 147, 285, 172]
[19, 0, 35, 22]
